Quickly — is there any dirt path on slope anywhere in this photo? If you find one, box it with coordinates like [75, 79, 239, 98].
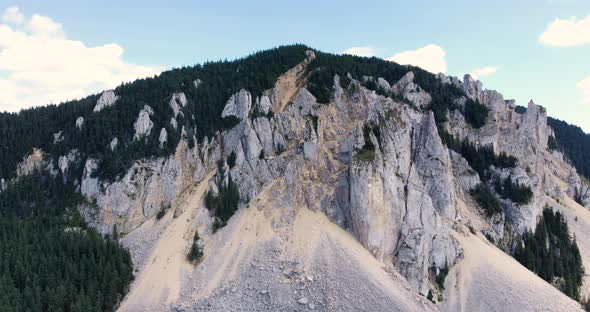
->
[118, 172, 214, 312]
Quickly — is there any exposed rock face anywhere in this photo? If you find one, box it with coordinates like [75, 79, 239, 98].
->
[391, 72, 432, 109]
[159, 128, 168, 148]
[344, 95, 460, 295]
[93, 90, 118, 112]
[222, 89, 252, 120]
[193, 79, 202, 89]
[58, 149, 79, 174]
[78, 52, 590, 309]
[109, 137, 118, 151]
[448, 74, 590, 233]
[16, 148, 45, 176]
[256, 95, 272, 115]
[436, 73, 461, 88]
[80, 138, 211, 234]
[53, 131, 64, 144]
[204, 71, 460, 296]
[133, 105, 154, 141]
[450, 150, 480, 193]
[377, 77, 391, 91]
[169, 92, 188, 118]
[462, 74, 483, 101]
[75, 117, 84, 130]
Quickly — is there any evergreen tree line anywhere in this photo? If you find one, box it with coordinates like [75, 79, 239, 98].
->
[0, 171, 133, 312]
[305, 50, 489, 129]
[0, 45, 309, 182]
[470, 184, 502, 216]
[513, 208, 584, 301]
[204, 160, 240, 232]
[493, 176, 534, 205]
[547, 117, 590, 179]
[438, 128, 517, 179]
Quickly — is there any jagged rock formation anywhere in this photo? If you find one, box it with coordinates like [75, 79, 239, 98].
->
[391, 71, 432, 109]
[80, 137, 209, 234]
[169, 92, 188, 118]
[94, 90, 118, 112]
[133, 105, 155, 141]
[221, 89, 252, 120]
[447, 74, 590, 234]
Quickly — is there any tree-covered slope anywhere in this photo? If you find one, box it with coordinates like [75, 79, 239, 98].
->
[0, 44, 310, 181]
[547, 117, 590, 179]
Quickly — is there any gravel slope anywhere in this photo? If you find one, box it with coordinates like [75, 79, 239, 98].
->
[442, 230, 583, 312]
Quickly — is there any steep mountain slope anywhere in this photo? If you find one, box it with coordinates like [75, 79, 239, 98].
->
[2, 45, 590, 312]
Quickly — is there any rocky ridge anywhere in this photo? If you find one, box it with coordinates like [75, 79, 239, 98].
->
[9, 48, 590, 311]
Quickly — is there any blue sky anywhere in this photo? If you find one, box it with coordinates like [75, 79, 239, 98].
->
[2, 0, 590, 131]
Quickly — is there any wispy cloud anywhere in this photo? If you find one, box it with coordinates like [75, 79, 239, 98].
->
[340, 46, 376, 57]
[0, 6, 162, 112]
[539, 15, 590, 47]
[469, 66, 499, 79]
[386, 44, 446, 74]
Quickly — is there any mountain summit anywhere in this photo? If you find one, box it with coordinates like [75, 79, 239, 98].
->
[1, 45, 590, 312]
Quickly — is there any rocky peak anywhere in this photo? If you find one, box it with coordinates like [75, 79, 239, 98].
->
[462, 74, 483, 101]
[391, 71, 432, 109]
[93, 90, 118, 112]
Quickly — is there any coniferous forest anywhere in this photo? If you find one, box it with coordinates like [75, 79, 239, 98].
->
[0, 171, 133, 312]
[514, 208, 584, 300]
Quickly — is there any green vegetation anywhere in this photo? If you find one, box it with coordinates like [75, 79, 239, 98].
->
[464, 99, 490, 129]
[354, 123, 381, 163]
[305, 50, 465, 124]
[0, 171, 133, 312]
[155, 203, 171, 220]
[439, 129, 517, 179]
[204, 161, 240, 232]
[548, 135, 559, 151]
[471, 183, 502, 216]
[493, 176, 533, 205]
[513, 208, 584, 300]
[187, 230, 204, 264]
[0, 45, 309, 182]
[547, 117, 590, 179]
[435, 263, 449, 290]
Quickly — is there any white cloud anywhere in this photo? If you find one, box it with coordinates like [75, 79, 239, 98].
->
[0, 6, 162, 112]
[1, 6, 23, 25]
[25, 14, 64, 38]
[340, 46, 376, 57]
[469, 66, 499, 79]
[386, 44, 446, 74]
[578, 76, 590, 105]
[539, 15, 590, 47]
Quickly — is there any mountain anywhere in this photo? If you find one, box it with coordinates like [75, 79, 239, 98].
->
[1, 45, 590, 312]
